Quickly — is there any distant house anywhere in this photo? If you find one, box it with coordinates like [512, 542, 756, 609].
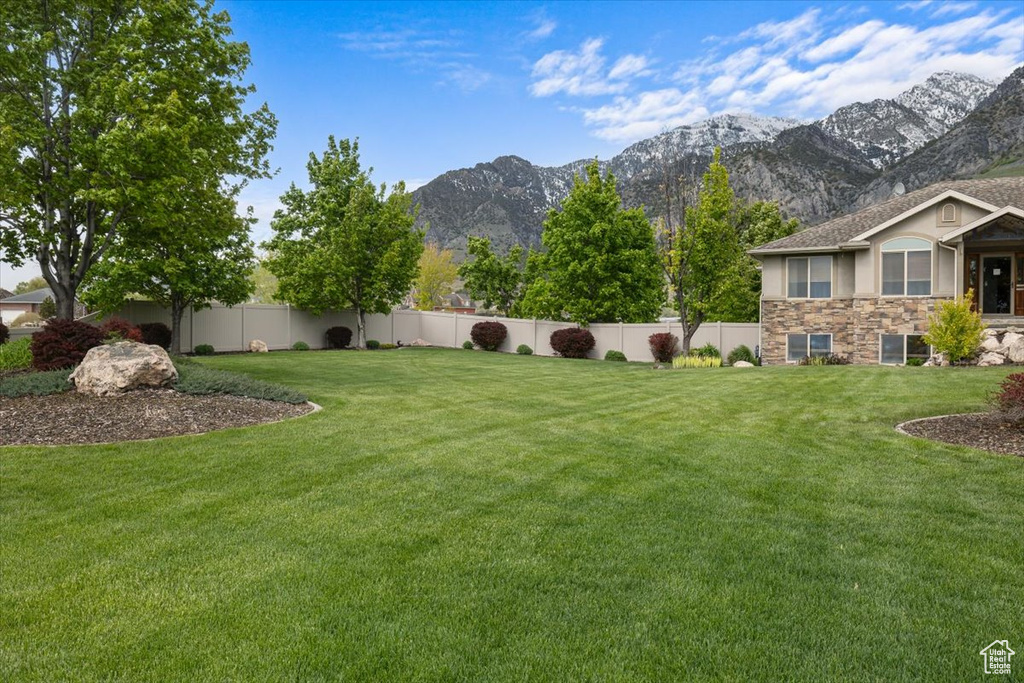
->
[750, 177, 1024, 364]
[434, 292, 476, 314]
[0, 288, 88, 325]
[0, 288, 12, 301]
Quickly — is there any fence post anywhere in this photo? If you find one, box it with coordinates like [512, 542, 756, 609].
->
[619, 322, 624, 352]
[718, 321, 723, 354]
[287, 304, 292, 348]
[240, 305, 246, 351]
[533, 319, 538, 352]
[453, 312, 458, 349]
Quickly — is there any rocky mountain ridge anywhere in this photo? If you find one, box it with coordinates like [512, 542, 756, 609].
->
[412, 70, 1018, 257]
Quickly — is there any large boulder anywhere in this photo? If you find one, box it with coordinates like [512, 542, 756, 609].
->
[248, 339, 269, 353]
[69, 341, 178, 397]
[977, 351, 1006, 367]
[1005, 334, 1024, 364]
[732, 360, 755, 368]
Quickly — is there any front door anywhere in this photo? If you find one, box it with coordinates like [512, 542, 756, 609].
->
[1016, 253, 1024, 316]
[982, 255, 1012, 315]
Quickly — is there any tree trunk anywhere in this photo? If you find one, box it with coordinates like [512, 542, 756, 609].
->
[678, 294, 702, 356]
[170, 298, 186, 356]
[356, 308, 367, 349]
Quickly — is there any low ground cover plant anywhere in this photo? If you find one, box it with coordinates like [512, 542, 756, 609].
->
[292, 341, 310, 351]
[99, 317, 143, 343]
[605, 350, 627, 362]
[673, 355, 722, 368]
[380, 343, 397, 350]
[799, 354, 851, 366]
[517, 344, 533, 355]
[0, 337, 33, 372]
[471, 321, 507, 351]
[139, 322, 172, 349]
[0, 368, 73, 397]
[727, 345, 755, 365]
[194, 344, 215, 356]
[366, 340, 381, 350]
[691, 343, 720, 358]
[992, 372, 1024, 425]
[29, 319, 105, 371]
[325, 326, 353, 349]
[648, 333, 678, 363]
[550, 328, 595, 359]
[173, 360, 307, 404]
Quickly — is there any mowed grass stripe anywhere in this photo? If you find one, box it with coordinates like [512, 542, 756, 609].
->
[1, 349, 1020, 681]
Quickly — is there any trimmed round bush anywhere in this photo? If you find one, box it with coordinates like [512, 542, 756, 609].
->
[516, 344, 533, 355]
[292, 341, 310, 351]
[648, 332, 678, 363]
[193, 344, 215, 356]
[0, 321, 8, 345]
[550, 327, 595, 359]
[29, 319, 106, 371]
[462, 340, 474, 350]
[727, 344, 755, 366]
[139, 322, 172, 349]
[471, 321, 507, 352]
[691, 342, 721, 358]
[326, 326, 353, 349]
[99, 317, 143, 343]
[366, 339, 381, 350]
[605, 350, 627, 362]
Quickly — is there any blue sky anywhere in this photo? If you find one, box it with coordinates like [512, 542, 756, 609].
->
[2, 0, 1022, 287]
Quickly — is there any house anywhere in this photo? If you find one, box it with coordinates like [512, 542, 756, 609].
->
[750, 177, 1024, 364]
[0, 287, 88, 325]
[0, 288, 12, 300]
[434, 292, 476, 314]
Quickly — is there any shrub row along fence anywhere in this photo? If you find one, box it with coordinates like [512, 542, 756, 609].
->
[14, 301, 759, 362]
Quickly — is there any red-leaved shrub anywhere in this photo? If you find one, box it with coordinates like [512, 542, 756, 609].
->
[550, 327, 595, 359]
[993, 372, 1024, 425]
[326, 326, 353, 349]
[0, 321, 8, 346]
[470, 321, 507, 351]
[648, 332, 679, 363]
[30, 319, 106, 370]
[140, 322, 172, 349]
[99, 317, 144, 343]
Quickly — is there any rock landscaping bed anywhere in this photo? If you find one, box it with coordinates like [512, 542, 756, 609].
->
[0, 389, 315, 446]
[897, 413, 1024, 457]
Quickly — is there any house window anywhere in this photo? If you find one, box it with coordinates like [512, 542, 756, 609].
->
[880, 334, 930, 365]
[787, 333, 832, 362]
[881, 238, 931, 296]
[940, 203, 956, 223]
[787, 255, 832, 298]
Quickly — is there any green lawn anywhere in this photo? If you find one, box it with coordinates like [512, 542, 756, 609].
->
[2, 350, 1021, 681]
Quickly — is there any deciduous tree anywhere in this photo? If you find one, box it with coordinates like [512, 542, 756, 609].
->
[518, 161, 662, 324]
[414, 243, 458, 310]
[457, 237, 526, 316]
[264, 137, 423, 348]
[12, 277, 48, 295]
[0, 0, 275, 320]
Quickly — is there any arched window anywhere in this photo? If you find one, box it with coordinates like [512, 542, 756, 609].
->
[940, 203, 956, 223]
[881, 237, 931, 296]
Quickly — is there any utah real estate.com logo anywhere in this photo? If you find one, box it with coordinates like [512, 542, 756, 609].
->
[980, 640, 1015, 675]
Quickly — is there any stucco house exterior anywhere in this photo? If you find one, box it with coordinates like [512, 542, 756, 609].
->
[0, 287, 88, 326]
[750, 177, 1024, 365]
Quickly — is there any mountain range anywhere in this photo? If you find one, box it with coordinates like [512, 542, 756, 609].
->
[411, 68, 1024, 257]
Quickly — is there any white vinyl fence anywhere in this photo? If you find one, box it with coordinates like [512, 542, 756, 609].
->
[39, 301, 761, 362]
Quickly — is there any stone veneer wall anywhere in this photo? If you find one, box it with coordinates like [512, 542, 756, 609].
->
[761, 297, 951, 365]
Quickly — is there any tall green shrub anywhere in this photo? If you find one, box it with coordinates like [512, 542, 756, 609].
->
[923, 290, 984, 363]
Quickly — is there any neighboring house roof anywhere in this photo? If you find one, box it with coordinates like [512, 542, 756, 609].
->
[0, 287, 54, 304]
[750, 177, 1024, 255]
[0, 288, 12, 300]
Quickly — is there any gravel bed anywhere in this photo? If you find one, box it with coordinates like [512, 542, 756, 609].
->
[0, 389, 314, 446]
[898, 412, 1024, 457]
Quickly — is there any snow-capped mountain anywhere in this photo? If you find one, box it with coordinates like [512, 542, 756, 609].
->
[819, 72, 996, 169]
[411, 70, 1019, 256]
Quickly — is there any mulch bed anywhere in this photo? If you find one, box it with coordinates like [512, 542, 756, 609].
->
[0, 389, 314, 446]
[898, 413, 1024, 457]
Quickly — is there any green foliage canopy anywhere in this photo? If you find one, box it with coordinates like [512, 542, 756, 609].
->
[264, 137, 423, 348]
[518, 161, 662, 324]
[457, 237, 526, 316]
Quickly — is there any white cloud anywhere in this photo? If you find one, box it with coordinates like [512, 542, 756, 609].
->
[531, 3, 1022, 145]
[531, 38, 644, 96]
[525, 17, 557, 41]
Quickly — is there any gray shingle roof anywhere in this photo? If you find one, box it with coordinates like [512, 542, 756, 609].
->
[1, 287, 53, 304]
[752, 177, 1024, 254]
[0, 288, 12, 300]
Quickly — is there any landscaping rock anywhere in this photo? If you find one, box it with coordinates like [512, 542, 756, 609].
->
[977, 351, 1006, 367]
[924, 353, 948, 367]
[69, 342, 178, 397]
[732, 360, 754, 367]
[980, 335, 1002, 353]
[406, 338, 432, 347]
[248, 339, 269, 353]
[1006, 336, 1024, 364]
